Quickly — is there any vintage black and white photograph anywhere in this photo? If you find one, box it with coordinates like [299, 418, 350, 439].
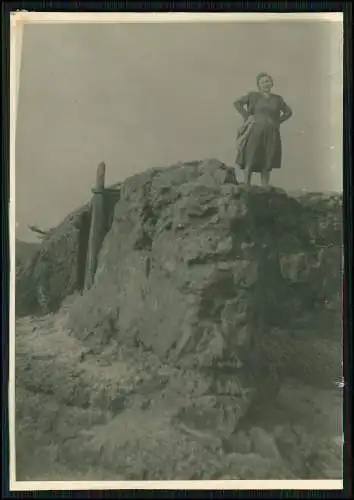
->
[11, 12, 344, 489]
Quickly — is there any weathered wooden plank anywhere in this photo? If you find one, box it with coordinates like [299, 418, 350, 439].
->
[84, 162, 106, 290]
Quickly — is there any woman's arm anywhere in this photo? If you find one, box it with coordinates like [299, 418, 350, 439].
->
[233, 93, 251, 121]
[279, 97, 293, 124]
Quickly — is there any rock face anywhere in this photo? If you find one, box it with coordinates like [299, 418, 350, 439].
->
[68, 159, 342, 386]
[15, 239, 39, 267]
[16, 205, 90, 316]
[15, 159, 343, 480]
[15, 188, 120, 317]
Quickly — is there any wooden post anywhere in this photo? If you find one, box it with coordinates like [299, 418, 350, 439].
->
[84, 162, 106, 290]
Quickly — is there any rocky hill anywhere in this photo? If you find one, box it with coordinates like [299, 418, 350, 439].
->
[15, 159, 343, 481]
[15, 239, 39, 275]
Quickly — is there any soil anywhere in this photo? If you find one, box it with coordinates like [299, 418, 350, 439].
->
[14, 161, 343, 482]
[15, 311, 343, 481]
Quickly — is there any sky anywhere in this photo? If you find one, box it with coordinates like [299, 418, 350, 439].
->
[15, 18, 343, 242]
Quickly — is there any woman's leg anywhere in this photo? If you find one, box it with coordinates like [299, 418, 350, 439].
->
[261, 169, 271, 186]
[234, 164, 243, 184]
[245, 164, 253, 186]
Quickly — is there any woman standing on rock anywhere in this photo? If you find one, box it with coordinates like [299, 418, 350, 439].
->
[233, 73, 293, 186]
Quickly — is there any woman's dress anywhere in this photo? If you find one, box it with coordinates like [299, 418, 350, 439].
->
[235, 92, 291, 173]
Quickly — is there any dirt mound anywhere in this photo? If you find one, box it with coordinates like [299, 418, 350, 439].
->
[15, 187, 120, 317]
[15, 239, 40, 279]
[15, 239, 39, 265]
[15, 159, 343, 480]
[15, 314, 342, 480]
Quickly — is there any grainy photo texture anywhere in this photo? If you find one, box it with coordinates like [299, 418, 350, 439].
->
[12, 13, 344, 489]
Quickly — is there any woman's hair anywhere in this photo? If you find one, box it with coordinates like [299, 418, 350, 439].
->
[256, 72, 274, 88]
